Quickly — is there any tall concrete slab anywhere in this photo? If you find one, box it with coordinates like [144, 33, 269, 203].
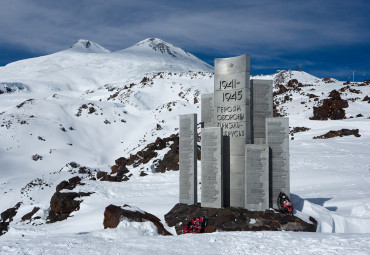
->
[201, 93, 214, 128]
[251, 79, 273, 144]
[201, 127, 223, 208]
[214, 54, 251, 208]
[245, 144, 269, 211]
[266, 117, 290, 208]
[179, 114, 197, 205]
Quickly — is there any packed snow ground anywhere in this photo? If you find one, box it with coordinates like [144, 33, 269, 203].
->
[1, 39, 370, 254]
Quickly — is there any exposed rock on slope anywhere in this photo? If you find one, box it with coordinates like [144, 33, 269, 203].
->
[310, 90, 349, 120]
[103, 204, 171, 236]
[96, 169, 130, 182]
[21, 207, 40, 222]
[47, 177, 93, 223]
[290, 127, 311, 134]
[56, 176, 85, 192]
[313, 129, 361, 139]
[111, 133, 201, 174]
[112, 134, 180, 173]
[0, 202, 22, 236]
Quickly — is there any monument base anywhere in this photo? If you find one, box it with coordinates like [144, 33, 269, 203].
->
[165, 203, 317, 235]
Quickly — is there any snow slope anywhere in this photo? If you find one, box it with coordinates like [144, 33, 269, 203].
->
[1, 40, 370, 254]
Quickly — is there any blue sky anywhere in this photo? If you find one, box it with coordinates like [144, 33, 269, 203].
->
[1, 0, 369, 81]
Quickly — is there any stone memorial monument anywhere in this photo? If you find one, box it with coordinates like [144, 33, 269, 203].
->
[179, 54, 290, 211]
[214, 54, 251, 208]
[201, 127, 223, 208]
[179, 114, 197, 205]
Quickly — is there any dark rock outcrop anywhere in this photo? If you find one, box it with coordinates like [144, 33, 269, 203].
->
[323, 77, 335, 83]
[112, 134, 184, 174]
[140, 171, 148, 177]
[273, 85, 288, 96]
[363, 96, 370, 103]
[96, 169, 129, 182]
[0, 202, 22, 236]
[56, 176, 84, 192]
[103, 204, 172, 236]
[165, 203, 316, 235]
[21, 207, 40, 221]
[32, 154, 43, 161]
[111, 133, 202, 174]
[290, 127, 311, 134]
[47, 191, 92, 223]
[307, 93, 319, 99]
[313, 129, 361, 139]
[155, 135, 180, 172]
[16, 99, 34, 108]
[310, 90, 348, 120]
[287, 79, 303, 88]
[47, 178, 92, 223]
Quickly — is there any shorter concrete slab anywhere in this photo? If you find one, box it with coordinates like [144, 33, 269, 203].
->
[245, 144, 269, 211]
[201, 127, 223, 208]
[179, 114, 197, 205]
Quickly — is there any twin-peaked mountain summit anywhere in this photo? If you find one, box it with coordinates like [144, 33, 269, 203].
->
[0, 38, 212, 93]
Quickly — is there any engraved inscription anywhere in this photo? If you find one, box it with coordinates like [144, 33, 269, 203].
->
[245, 145, 269, 210]
[214, 89, 249, 107]
[266, 118, 289, 208]
[222, 89, 243, 102]
[252, 80, 273, 143]
[201, 93, 214, 128]
[201, 127, 223, 208]
[218, 79, 240, 90]
[179, 114, 197, 205]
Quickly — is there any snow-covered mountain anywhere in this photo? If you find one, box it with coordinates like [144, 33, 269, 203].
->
[0, 37, 212, 94]
[0, 39, 370, 253]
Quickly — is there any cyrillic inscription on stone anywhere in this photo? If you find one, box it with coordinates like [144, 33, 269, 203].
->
[214, 54, 251, 208]
[201, 127, 223, 208]
[201, 93, 214, 128]
[214, 55, 251, 141]
[251, 79, 273, 144]
[245, 144, 269, 211]
[266, 117, 289, 208]
[217, 122, 246, 138]
[179, 114, 197, 205]
[213, 88, 250, 106]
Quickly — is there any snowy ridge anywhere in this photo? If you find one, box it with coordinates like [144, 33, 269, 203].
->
[120, 38, 213, 72]
[0, 38, 212, 93]
[0, 39, 370, 253]
[69, 39, 111, 53]
[0, 82, 27, 94]
[134, 38, 192, 58]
